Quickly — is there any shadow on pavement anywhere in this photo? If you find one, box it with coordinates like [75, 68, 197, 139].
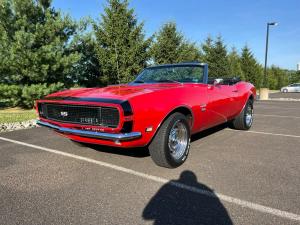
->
[76, 141, 150, 158]
[74, 123, 230, 158]
[143, 170, 233, 225]
[191, 123, 229, 142]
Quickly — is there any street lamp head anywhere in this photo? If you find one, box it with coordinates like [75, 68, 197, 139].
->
[268, 22, 278, 26]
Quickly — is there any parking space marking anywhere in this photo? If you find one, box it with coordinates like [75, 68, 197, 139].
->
[227, 129, 300, 138]
[0, 136, 300, 222]
[255, 114, 300, 119]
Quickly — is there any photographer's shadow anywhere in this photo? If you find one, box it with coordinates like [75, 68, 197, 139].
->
[142, 170, 233, 225]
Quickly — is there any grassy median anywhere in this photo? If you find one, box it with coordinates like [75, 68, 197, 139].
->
[0, 108, 37, 123]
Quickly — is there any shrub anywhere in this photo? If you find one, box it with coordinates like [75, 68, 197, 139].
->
[0, 84, 22, 107]
[21, 83, 64, 108]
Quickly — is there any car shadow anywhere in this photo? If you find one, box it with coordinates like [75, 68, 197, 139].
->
[191, 123, 229, 143]
[78, 142, 150, 158]
[142, 170, 233, 225]
[75, 123, 230, 158]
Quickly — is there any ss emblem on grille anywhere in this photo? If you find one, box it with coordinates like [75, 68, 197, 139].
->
[60, 111, 68, 117]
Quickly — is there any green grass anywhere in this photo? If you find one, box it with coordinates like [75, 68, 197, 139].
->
[0, 108, 37, 123]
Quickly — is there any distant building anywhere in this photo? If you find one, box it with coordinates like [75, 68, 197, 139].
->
[297, 62, 300, 71]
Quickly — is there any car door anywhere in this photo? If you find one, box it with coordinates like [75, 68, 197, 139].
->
[288, 84, 296, 92]
[205, 83, 236, 128]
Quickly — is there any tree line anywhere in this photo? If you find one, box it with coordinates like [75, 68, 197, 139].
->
[0, 0, 299, 107]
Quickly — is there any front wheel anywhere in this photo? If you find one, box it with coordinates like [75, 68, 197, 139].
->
[230, 99, 254, 130]
[149, 113, 191, 168]
[282, 89, 288, 93]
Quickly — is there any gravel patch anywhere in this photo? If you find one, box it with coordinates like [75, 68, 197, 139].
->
[0, 119, 38, 133]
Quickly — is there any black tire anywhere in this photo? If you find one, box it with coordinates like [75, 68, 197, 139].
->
[230, 99, 254, 130]
[282, 89, 288, 93]
[148, 112, 191, 168]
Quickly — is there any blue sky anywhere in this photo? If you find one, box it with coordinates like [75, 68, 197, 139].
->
[53, 0, 300, 70]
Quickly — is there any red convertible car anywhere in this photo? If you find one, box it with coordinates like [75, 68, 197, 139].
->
[36, 62, 256, 168]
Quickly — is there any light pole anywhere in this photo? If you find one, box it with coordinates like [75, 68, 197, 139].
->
[260, 22, 278, 100]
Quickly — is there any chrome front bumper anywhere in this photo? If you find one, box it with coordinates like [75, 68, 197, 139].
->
[37, 120, 141, 141]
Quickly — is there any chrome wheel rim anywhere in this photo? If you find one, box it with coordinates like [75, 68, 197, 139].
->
[168, 120, 188, 160]
[245, 103, 253, 127]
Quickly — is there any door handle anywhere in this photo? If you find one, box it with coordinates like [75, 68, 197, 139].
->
[232, 90, 238, 93]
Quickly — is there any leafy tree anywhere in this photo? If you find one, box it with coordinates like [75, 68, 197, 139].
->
[267, 66, 289, 90]
[289, 70, 300, 84]
[277, 68, 289, 89]
[202, 35, 230, 78]
[267, 67, 277, 90]
[240, 45, 263, 88]
[228, 47, 245, 80]
[0, 0, 80, 85]
[151, 22, 201, 64]
[94, 0, 152, 85]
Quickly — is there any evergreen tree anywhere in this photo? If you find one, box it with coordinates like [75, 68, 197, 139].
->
[70, 31, 101, 87]
[228, 47, 245, 80]
[94, 0, 152, 85]
[178, 40, 201, 63]
[151, 22, 201, 64]
[240, 45, 263, 88]
[0, 0, 80, 85]
[201, 36, 214, 65]
[202, 35, 230, 78]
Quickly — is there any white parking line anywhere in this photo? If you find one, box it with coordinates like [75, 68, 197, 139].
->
[0, 136, 300, 222]
[255, 114, 300, 119]
[227, 129, 300, 138]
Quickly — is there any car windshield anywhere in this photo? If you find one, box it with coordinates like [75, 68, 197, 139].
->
[133, 65, 204, 84]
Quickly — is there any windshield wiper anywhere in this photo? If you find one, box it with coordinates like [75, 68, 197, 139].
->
[155, 79, 181, 84]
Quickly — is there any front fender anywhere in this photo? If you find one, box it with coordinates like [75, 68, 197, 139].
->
[235, 84, 256, 117]
[128, 89, 202, 146]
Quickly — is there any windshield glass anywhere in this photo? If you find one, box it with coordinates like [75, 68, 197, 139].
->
[133, 65, 204, 83]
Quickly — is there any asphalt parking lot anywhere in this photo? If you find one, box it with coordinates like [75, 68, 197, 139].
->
[0, 100, 300, 225]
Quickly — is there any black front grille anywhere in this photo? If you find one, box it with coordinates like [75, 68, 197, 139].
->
[38, 103, 119, 128]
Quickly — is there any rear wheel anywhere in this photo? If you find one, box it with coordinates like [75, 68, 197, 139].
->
[230, 99, 254, 130]
[149, 113, 191, 168]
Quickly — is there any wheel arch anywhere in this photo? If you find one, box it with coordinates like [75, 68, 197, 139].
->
[242, 93, 255, 111]
[234, 92, 255, 118]
[146, 105, 194, 146]
[160, 106, 194, 129]
[249, 94, 254, 102]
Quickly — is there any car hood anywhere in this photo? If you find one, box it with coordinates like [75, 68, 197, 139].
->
[46, 83, 183, 100]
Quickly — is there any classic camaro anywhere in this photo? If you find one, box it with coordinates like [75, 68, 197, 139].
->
[36, 62, 256, 168]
